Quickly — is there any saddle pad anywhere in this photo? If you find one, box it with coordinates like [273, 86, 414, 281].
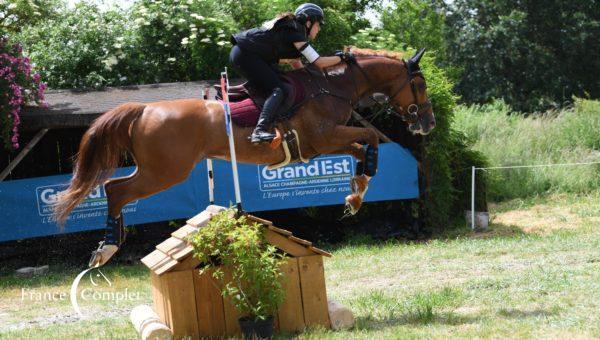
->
[226, 73, 307, 127]
[229, 98, 261, 127]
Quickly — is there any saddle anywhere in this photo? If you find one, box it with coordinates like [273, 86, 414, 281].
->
[212, 66, 339, 169]
[214, 73, 307, 127]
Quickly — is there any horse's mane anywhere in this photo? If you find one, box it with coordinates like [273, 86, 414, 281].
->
[346, 46, 404, 60]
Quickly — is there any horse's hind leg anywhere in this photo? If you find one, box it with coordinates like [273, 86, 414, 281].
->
[90, 165, 193, 267]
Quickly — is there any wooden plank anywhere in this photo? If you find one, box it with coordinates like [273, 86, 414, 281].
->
[309, 246, 333, 258]
[193, 269, 227, 337]
[268, 225, 293, 236]
[151, 272, 167, 325]
[186, 210, 215, 228]
[169, 244, 193, 261]
[245, 214, 273, 226]
[221, 267, 242, 336]
[163, 270, 200, 337]
[141, 249, 169, 269]
[298, 256, 330, 328]
[205, 205, 227, 214]
[0, 128, 49, 181]
[154, 258, 180, 276]
[289, 235, 312, 246]
[158, 273, 174, 328]
[171, 255, 201, 272]
[156, 237, 187, 255]
[277, 258, 305, 332]
[264, 229, 315, 257]
[171, 224, 198, 240]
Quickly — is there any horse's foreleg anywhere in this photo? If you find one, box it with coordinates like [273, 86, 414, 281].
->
[323, 126, 380, 215]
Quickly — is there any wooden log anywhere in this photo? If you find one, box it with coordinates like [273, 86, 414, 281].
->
[130, 304, 173, 340]
[328, 300, 355, 330]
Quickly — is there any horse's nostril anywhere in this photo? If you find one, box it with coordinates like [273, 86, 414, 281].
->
[430, 120, 436, 128]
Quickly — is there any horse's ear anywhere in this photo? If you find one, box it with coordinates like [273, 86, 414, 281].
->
[410, 48, 426, 65]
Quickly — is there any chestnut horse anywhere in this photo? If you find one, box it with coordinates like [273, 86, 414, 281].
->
[53, 47, 435, 267]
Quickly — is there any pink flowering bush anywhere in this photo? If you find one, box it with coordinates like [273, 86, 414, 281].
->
[0, 36, 46, 150]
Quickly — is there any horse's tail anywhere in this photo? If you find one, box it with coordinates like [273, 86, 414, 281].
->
[53, 102, 146, 225]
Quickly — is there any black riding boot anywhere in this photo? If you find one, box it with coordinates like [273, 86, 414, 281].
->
[250, 87, 285, 144]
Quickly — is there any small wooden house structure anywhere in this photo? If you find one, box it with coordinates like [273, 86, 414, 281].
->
[141, 205, 332, 338]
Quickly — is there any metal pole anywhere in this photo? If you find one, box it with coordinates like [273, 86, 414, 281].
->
[203, 88, 215, 205]
[221, 68, 243, 214]
[207, 159, 215, 205]
[471, 166, 476, 230]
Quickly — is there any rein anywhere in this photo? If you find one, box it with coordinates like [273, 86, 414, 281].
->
[349, 56, 431, 125]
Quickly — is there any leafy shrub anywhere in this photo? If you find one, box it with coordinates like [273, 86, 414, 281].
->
[14, 2, 133, 89]
[0, 37, 46, 150]
[187, 209, 285, 321]
[130, 0, 239, 82]
[0, 0, 61, 33]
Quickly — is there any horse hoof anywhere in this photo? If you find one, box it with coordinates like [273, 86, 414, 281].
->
[89, 244, 119, 268]
[344, 194, 362, 215]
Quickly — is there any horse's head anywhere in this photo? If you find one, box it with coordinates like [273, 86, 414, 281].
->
[387, 49, 436, 135]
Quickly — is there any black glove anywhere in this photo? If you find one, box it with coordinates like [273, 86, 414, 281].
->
[334, 51, 356, 64]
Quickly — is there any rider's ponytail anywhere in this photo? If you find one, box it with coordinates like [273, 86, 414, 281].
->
[262, 12, 296, 30]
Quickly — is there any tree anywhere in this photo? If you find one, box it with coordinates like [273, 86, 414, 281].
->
[442, 0, 600, 111]
[380, 0, 446, 54]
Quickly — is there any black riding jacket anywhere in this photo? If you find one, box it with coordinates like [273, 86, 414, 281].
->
[231, 17, 308, 64]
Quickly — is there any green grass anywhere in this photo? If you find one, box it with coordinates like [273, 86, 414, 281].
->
[453, 98, 600, 201]
[1, 193, 598, 339]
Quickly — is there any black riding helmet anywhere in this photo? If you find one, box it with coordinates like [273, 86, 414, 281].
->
[294, 3, 325, 25]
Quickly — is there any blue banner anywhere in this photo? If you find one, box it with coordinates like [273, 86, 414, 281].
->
[0, 143, 418, 242]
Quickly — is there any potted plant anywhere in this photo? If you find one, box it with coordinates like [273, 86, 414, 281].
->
[188, 209, 285, 339]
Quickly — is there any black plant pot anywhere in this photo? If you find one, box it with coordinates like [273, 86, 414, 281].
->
[239, 316, 274, 340]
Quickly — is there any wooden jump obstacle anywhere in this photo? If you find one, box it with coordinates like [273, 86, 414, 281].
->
[139, 205, 334, 338]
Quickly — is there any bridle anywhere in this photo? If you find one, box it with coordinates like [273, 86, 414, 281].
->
[386, 63, 432, 125]
[349, 57, 432, 126]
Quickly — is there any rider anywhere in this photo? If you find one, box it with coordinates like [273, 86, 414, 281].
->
[230, 3, 352, 144]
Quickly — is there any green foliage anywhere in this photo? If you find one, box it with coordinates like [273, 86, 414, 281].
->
[0, 0, 61, 33]
[187, 209, 286, 321]
[14, 2, 133, 89]
[311, 7, 354, 54]
[442, 0, 600, 111]
[453, 99, 600, 201]
[350, 27, 402, 51]
[220, 0, 287, 29]
[381, 0, 445, 54]
[131, 0, 238, 82]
